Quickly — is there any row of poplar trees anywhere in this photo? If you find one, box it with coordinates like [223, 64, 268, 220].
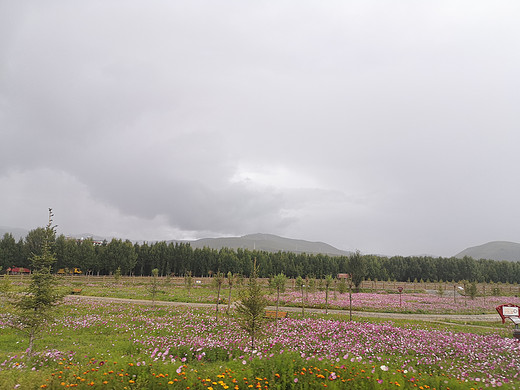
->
[2, 230, 520, 283]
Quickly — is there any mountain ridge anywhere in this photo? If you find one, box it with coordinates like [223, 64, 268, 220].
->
[180, 233, 352, 256]
[454, 241, 520, 262]
[2, 225, 520, 260]
[0, 227, 351, 256]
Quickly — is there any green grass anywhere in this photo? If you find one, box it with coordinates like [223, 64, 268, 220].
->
[0, 276, 517, 389]
[2, 301, 503, 390]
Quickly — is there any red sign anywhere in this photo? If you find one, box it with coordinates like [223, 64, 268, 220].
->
[397, 287, 403, 293]
[9, 267, 31, 274]
[496, 304, 520, 324]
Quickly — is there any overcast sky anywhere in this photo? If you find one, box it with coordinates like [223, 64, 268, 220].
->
[1, 1, 519, 257]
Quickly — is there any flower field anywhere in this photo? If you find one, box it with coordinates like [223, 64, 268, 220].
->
[267, 291, 518, 314]
[1, 297, 519, 389]
[7, 275, 520, 315]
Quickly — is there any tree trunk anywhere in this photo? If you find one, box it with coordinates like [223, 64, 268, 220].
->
[215, 284, 221, 321]
[349, 286, 352, 321]
[325, 287, 329, 315]
[27, 329, 36, 357]
[227, 285, 232, 314]
[276, 288, 280, 328]
[301, 286, 305, 317]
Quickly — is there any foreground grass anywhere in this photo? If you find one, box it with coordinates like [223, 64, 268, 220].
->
[1, 297, 519, 389]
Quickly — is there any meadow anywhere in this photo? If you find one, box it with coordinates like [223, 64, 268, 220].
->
[49, 275, 520, 314]
[1, 275, 519, 389]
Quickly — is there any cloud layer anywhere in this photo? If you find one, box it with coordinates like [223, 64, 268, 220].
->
[1, 1, 520, 256]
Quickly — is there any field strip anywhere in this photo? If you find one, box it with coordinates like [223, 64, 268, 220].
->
[68, 294, 500, 323]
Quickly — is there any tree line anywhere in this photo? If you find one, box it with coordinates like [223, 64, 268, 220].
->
[1, 230, 520, 283]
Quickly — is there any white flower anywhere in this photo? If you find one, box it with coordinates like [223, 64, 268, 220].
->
[380, 365, 389, 372]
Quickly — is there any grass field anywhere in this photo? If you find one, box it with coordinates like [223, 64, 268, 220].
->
[1, 276, 519, 389]
[7, 275, 519, 314]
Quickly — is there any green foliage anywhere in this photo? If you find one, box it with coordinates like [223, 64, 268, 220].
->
[114, 266, 122, 283]
[349, 250, 366, 291]
[0, 274, 11, 312]
[437, 281, 445, 297]
[8, 225, 520, 284]
[235, 260, 268, 350]
[467, 281, 478, 300]
[148, 268, 160, 305]
[0, 233, 18, 271]
[307, 275, 316, 293]
[213, 271, 225, 320]
[295, 276, 305, 316]
[337, 277, 348, 294]
[8, 209, 63, 356]
[235, 273, 244, 286]
[226, 271, 235, 314]
[24, 227, 50, 259]
[184, 271, 193, 297]
[272, 273, 287, 321]
[104, 239, 137, 276]
[0, 274, 11, 294]
[324, 274, 334, 314]
[272, 273, 287, 294]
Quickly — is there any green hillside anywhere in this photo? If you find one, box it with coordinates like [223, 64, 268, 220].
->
[455, 241, 520, 262]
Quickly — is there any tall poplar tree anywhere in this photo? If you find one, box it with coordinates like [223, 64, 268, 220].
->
[349, 250, 366, 291]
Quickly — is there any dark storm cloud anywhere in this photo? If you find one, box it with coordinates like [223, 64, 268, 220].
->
[1, 1, 520, 256]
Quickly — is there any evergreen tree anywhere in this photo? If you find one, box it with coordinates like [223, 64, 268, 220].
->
[0, 273, 11, 308]
[114, 266, 122, 283]
[235, 260, 268, 350]
[467, 281, 478, 300]
[9, 209, 63, 356]
[0, 233, 17, 271]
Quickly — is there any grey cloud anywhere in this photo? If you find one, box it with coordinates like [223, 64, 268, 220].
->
[1, 1, 520, 256]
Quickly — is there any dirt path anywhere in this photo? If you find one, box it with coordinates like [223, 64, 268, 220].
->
[69, 295, 500, 324]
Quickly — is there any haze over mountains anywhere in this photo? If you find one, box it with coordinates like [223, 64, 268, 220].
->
[454, 241, 520, 262]
[1, 226, 519, 261]
[171, 233, 352, 256]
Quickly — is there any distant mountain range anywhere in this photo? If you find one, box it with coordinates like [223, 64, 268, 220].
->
[454, 241, 520, 262]
[0, 227, 350, 256]
[0, 226, 29, 240]
[171, 233, 352, 256]
[2, 225, 519, 261]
